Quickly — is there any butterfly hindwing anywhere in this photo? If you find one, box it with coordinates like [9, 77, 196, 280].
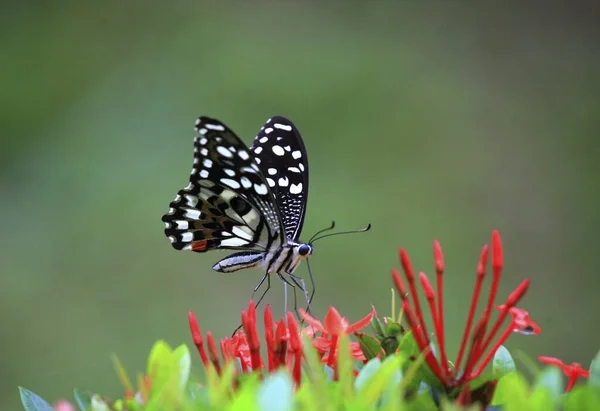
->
[250, 116, 309, 242]
[161, 117, 285, 254]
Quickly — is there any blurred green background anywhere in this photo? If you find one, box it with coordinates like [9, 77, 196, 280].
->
[2, 1, 600, 408]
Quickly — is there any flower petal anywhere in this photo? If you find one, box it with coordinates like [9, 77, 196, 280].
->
[324, 307, 345, 335]
[346, 308, 376, 334]
[299, 308, 325, 333]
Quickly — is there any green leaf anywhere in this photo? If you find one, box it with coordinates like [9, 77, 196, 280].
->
[90, 395, 110, 411]
[18, 387, 53, 411]
[146, 340, 176, 395]
[257, 371, 293, 411]
[145, 341, 191, 409]
[563, 386, 600, 410]
[371, 314, 384, 337]
[357, 354, 404, 408]
[73, 388, 92, 411]
[385, 322, 403, 338]
[301, 335, 328, 408]
[355, 358, 381, 391]
[492, 345, 516, 377]
[399, 331, 444, 391]
[356, 332, 384, 361]
[589, 350, 600, 389]
[491, 372, 529, 408]
[172, 344, 191, 389]
[533, 366, 564, 399]
[336, 334, 355, 400]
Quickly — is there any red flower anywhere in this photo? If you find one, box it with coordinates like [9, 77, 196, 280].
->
[300, 306, 374, 373]
[391, 230, 535, 396]
[188, 300, 371, 387]
[538, 356, 590, 392]
[495, 305, 540, 336]
[299, 306, 374, 336]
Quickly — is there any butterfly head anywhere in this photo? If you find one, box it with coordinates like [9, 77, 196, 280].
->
[298, 243, 313, 257]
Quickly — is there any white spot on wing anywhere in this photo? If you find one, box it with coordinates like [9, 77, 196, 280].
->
[217, 146, 233, 158]
[238, 150, 249, 160]
[185, 194, 198, 207]
[299, 163, 305, 171]
[199, 137, 208, 145]
[275, 123, 292, 131]
[268, 168, 277, 175]
[254, 183, 268, 195]
[203, 159, 213, 168]
[284, 145, 291, 151]
[224, 168, 235, 177]
[292, 150, 302, 159]
[175, 220, 189, 229]
[182, 232, 193, 242]
[259, 136, 268, 143]
[200, 169, 209, 178]
[288, 167, 301, 173]
[200, 148, 208, 156]
[168, 235, 176, 243]
[272, 145, 285, 156]
[254, 146, 263, 154]
[265, 127, 273, 134]
[184, 209, 201, 219]
[290, 183, 303, 194]
[240, 176, 252, 188]
[221, 178, 241, 189]
[278, 176, 289, 187]
[255, 158, 261, 164]
[266, 178, 275, 187]
[232, 226, 253, 241]
[205, 123, 225, 131]
[221, 238, 250, 247]
[199, 129, 207, 136]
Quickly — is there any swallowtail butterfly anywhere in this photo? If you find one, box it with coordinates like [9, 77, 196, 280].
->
[161, 115, 369, 310]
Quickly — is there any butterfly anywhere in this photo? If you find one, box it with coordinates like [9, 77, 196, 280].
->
[161, 115, 319, 310]
[161, 115, 371, 312]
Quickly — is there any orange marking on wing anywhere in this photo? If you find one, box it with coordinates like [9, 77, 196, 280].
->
[191, 241, 208, 251]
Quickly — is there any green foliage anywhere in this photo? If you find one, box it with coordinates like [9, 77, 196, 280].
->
[18, 387, 53, 411]
[20, 342, 600, 410]
[492, 346, 516, 377]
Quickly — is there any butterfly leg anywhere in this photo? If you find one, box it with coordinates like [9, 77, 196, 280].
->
[306, 258, 316, 311]
[277, 272, 300, 322]
[285, 272, 312, 322]
[231, 272, 271, 337]
[252, 272, 271, 309]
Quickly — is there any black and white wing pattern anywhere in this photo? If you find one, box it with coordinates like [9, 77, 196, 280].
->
[161, 117, 285, 255]
[250, 116, 309, 242]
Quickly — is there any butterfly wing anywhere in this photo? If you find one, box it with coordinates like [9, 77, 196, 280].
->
[161, 117, 286, 253]
[250, 116, 309, 242]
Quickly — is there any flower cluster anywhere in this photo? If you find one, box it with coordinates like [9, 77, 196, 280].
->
[391, 230, 539, 389]
[188, 300, 374, 386]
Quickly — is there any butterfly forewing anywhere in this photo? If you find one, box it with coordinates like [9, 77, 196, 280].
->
[250, 116, 309, 242]
[161, 117, 285, 254]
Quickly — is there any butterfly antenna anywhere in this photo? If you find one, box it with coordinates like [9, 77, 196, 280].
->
[308, 221, 336, 244]
[309, 223, 372, 245]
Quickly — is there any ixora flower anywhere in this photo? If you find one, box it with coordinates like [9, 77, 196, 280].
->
[538, 356, 590, 392]
[391, 230, 539, 390]
[188, 300, 372, 386]
[300, 306, 375, 369]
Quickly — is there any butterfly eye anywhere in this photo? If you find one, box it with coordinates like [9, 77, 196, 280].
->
[298, 244, 312, 256]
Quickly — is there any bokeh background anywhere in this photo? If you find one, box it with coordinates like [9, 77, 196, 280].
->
[2, 1, 600, 408]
